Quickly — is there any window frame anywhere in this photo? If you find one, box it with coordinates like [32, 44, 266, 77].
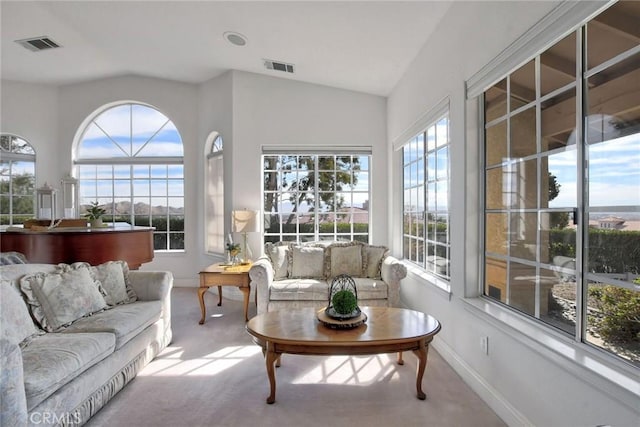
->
[205, 132, 224, 255]
[401, 101, 451, 285]
[74, 102, 185, 252]
[0, 134, 36, 226]
[262, 152, 371, 244]
[477, 0, 640, 367]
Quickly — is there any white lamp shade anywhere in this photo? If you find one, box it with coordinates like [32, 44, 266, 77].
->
[232, 210, 260, 233]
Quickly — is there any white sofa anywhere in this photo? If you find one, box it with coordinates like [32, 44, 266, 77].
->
[0, 259, 172, 427]
[249, 241, 407, 315]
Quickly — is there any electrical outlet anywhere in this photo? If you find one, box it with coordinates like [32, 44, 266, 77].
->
[480, 336, 489, 355]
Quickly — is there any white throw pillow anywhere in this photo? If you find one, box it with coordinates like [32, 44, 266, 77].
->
[362, 245, 389, 279]
[288, 245, 325, 279]
[19, 265, 108, 332]
[329, 244, 363, 278]
[264, 242, 289, 280]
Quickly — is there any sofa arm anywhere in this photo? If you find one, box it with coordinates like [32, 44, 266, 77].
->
[249, 257, 273, 315]
[129, 271, 173, 302]
[0, 339, 28, 427]
[381, 255, 407, 307]
[129, 271, 173, 346]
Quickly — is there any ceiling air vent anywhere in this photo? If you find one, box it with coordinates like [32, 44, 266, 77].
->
[15, 36, 61, 52]
[264, 59, 295, 74]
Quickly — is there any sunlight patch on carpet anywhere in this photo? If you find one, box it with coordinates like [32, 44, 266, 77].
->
[292, 354, 400, 385]
[138, 345, 262, 377]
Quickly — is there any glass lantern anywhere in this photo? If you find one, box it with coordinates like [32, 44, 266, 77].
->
[36, 183, 57, 227]
[61, 175, 78, 218]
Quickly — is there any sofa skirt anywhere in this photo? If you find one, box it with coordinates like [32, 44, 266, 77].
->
[26, 321, 165, 427]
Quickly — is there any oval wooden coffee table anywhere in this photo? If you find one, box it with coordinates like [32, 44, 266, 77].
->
[246, 306, 441, 404]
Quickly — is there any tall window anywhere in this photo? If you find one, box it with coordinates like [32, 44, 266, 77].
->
[482, 1, 639, 365]
[205, 133, 224, 254]
[263, 153, 370, 243]
[0, 135, 36, 225]
[402, 111, 451, 280]
[75, 103, 184, 251]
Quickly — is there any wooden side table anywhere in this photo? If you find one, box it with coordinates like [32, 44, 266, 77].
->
[198, 263, 252, 324]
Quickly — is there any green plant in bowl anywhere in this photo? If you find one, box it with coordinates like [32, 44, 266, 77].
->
[332, 289, 358, 315]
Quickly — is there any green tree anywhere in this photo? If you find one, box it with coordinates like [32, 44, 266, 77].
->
[264, 155, 360, 226]
[548, 172, 569, 229]
[0, 170, 35, 220]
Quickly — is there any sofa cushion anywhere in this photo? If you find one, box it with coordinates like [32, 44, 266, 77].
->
[363, 245, 389, 279]
[61, 300, 162, 349]
[269, 278, 388, 302]
[328, 243, 363, 278]
[353, 277, 388, 300]
[288, 245, 325, 279]
[71, 261, 138, 305]
[21, 332, 116, 411]
[0, 280, 42, 347]
[19, 265, 108, 332]
[270, 278, 329, 301]
[264, 242, 289, 280]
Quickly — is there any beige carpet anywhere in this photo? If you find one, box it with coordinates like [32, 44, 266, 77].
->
[86, 288, 506, 427]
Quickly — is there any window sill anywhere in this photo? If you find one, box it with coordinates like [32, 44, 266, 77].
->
[154, 250, 186, 255]
[402, 261, 452, 298]
[462, 296, 640, 410]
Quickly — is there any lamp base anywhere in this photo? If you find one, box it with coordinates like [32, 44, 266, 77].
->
[241, 232, 253, 264]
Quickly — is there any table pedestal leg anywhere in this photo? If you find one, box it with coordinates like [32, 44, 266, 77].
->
[265, 343, 279, 404]
[397, 351, 404, 365]
[413, 342, 428, 400]
[198, 287, 208, 325]
[239, 286, 250, 321]
[217, 286, 223, 306]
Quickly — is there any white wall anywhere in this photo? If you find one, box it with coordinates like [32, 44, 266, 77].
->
[387, 1, 639, 426]
[197, 71, 234, 270]
[231, 71, 388, 251]
[1, 80, 59, 189]
[1, 71, 387, 291]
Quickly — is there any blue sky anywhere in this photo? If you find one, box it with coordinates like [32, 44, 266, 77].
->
[78, 105, 183, 159]
[550, 133, 640, 209]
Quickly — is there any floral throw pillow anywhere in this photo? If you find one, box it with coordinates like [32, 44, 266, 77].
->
[0, 280, 43, 347]
[19, 265, 108, 332]
[69, 261, 137, 305]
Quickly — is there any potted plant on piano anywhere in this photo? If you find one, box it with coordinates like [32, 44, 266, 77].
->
[83, 201, 106, 228]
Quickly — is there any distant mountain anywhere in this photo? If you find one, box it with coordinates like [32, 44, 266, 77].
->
[81, 201, 184, 216]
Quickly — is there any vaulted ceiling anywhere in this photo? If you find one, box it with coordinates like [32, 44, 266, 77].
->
[0, 1, 453, 96]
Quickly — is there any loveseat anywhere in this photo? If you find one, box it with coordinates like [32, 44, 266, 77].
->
[249, 241, 407, 315]
[0, 256, 172, 427]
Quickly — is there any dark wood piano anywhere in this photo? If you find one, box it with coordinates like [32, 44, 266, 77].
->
[0, 222, 154, 270]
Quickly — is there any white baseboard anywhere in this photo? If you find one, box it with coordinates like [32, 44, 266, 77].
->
[174, 279, 197, 287]
[432, 339, 532, 427]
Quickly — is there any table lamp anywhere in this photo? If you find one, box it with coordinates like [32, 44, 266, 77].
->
[232, 209, 260, 264]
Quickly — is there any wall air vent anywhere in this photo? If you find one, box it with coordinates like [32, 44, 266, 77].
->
[263, 59, 295, 74]
[15, 36, 61, 52]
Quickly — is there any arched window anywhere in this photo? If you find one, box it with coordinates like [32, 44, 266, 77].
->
[75, 103, 184, 251]
[205, 132, 224, 253]
[0, 134, 36, 226]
